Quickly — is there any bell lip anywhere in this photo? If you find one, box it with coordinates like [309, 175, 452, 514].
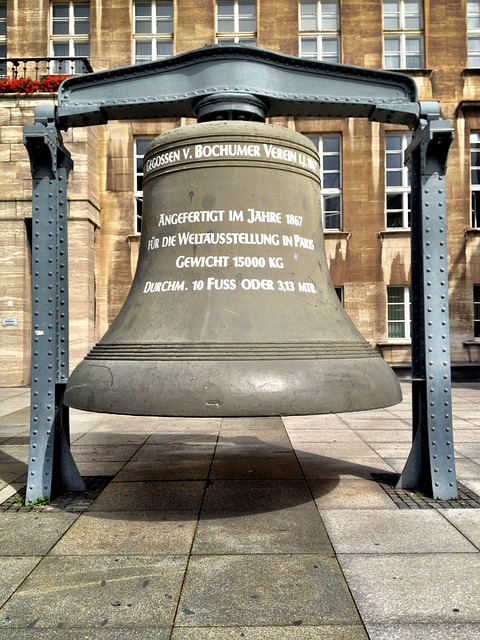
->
[64, 357, 402, 418]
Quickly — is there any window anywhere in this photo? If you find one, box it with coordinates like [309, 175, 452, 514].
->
[299, 0, 340, 63]
[307, 134, 342, 229]
[134, 0, 173, 63]
[0, 2, 6, 75]
[471, 132, 480, 227]
[474, 285, 480, 338]
[382, 0, 424, 69]
[50, 2, 90, 74]
[387, 286, 411, 339]
[334, 286, 344, 305]
[385, 132, 412, 228]
[134, 138, 154, 234]
[216, 0, 257, 45]
[468, 1, 480, 67]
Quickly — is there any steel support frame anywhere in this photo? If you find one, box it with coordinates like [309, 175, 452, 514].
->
[396, 117, 457, 499]
[24, 106, 85, 503]
[22, 46, 457, 501]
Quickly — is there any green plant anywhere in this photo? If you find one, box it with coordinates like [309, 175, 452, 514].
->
[10, 495, 49, 507]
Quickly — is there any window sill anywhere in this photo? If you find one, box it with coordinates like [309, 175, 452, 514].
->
[464, 227, 480, 237]
[323, 230, 351, 240]
[386, 68, 433, 78]
[464, 340, 480, 363]
[377, 341, 411, 347]
[378, 228, 410, 239]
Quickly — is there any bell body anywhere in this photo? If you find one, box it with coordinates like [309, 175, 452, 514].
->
[64, 121, 401, 416]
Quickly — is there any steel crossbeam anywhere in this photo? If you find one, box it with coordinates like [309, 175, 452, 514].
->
[23, 45, 456, 501]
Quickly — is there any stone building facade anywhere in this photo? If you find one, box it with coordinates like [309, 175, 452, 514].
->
[1, 0, 480, 387]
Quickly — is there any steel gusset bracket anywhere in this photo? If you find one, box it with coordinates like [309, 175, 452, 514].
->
[397, 115, 457, 499]
[23, 45, 457, 501]
[23, 105, 85, 503]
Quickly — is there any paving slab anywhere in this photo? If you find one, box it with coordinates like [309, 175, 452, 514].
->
[0, 512, 79, 555]
[287, 429, 366, 443]
[113, 458, 213, 481]
[209, 454, 303, 479]
[170, 625, 369, 639]
[175, 554, 361, 627]
[50, 511, 197, 555]
[0, 408, 30, 427]
[193, 502, 333, 554]
[297, 456, 395, 480]
[0, 557, 41, 607]
[310, 478, 397, 510]
[199, 479, 313, 515]
[0, 631, 169, 640]
[129, 443, 216, 461]
[88, 480, 206, 512]
[0, 446, 28, 464]
[365, 622, 480, 640]
[70, 444, 142, 462]
[0, 555, 187, 630]
[338, 553, 480, 624]
[441, 509, 480, 549]
[321, 509, 478, 553]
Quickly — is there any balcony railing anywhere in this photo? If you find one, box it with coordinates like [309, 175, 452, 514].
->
[1, 57, 93, 79]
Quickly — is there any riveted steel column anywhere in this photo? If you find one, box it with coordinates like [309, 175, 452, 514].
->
[24, 106, 85, 503]
[397, 118, 457, 499]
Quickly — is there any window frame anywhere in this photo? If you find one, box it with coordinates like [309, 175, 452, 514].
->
[467, 1, 480, 68]
[387, 285, 412, 340]
[50, 1, 91, 74]
[474, 284, 480, 338]
[306, 133, 343, 230]
[134, 137, 155, 235]
[298, 0, 341, 63]
[216, 0, 257, 46]
[133, 0, 174, 64]
[0, 2, 6, 75]
[470, 131, 480, 228]
[385, 131, 412, 229]
[382, 0, 424, 69]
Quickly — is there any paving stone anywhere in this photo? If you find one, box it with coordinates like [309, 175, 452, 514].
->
[321, 509, 478, 553]
[298, 456, 395, 480]
[70, 444, 142, 462]
[0, 557, 41, 606]
[0, 445, 28, 464]
[365, 622, 480, 640]
[129, 444, 215, 461]
[0, 555, 187, 629]
[193, 502, 333, 554]
[176, 554, 361, 627]
[113, 458, 212, 481]
[0, 631, 169, 639]
[287, 429, 366, 443]
[171, 625, 369, 639]
[310, 479, 397, 510]
[209, 454, 303, 479]
[0, 512, 79, 555]
[338, 553, 480, 624]
[50, 511, 197, 555]
[200, 479, 313, 515]
[0, 407, 30, 426]
[441, 510, 480, 549]
[88, 480, 206, 512]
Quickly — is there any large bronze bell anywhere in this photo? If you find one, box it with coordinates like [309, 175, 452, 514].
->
[64, 121, 401, 416]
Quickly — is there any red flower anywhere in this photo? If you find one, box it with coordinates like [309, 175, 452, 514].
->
[0, 75, 71, 94]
